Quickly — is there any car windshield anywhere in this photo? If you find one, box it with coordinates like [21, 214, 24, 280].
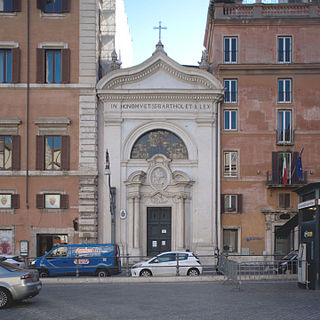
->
[0, 261, 22, 272]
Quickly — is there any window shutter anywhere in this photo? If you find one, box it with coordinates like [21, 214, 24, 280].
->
[61, 49, 70, 83]
[36, 48, 45, 83]
[61, 0, 71, 12]
[279, 193, 290, 208]
[272, 152, 280, 184]
[12, 135, 21, 170]
[60, 194, 69, 209]
[36, 194, 45, 209]
[11, 48, 20, 83]
[237, 194, 243, 213]
[12, 0, 22, 12]
[36, 136, 45, 170]
[11, 194, 20, 209]
[279, 193, 285, 208]
[221, 194, 225, 213]
[291, 152, 299, 184]
[61, 135, 70, 170]
[37, 0, 45, 11]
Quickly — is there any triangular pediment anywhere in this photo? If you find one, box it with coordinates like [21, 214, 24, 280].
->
[97, 49, 223, 92]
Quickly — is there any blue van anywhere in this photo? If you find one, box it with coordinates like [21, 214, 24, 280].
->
[31, 244, 121, 277]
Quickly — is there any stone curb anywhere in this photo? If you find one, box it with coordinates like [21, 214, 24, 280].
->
[41, 275, 225, 284]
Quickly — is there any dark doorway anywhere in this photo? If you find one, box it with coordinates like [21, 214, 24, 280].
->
[147, 207, 171, 257]
[36, 234, 68, 257]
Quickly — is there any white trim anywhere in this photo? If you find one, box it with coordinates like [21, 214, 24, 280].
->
[38, 42, 68, 49]
[0, 41, 19, 49]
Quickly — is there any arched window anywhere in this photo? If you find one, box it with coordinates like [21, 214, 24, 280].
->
[131, 130, 188, 160]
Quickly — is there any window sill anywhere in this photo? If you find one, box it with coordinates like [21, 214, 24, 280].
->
[40, 209, 65, 213]
[276, 141, 294, 146]
[40, 12, 67, 19]
[0, 209, 15, 214]
[0, 12, 17, 17]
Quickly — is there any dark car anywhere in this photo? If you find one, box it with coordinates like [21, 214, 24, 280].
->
[0, 261, 42, 308]
[278, 250, 298, 274]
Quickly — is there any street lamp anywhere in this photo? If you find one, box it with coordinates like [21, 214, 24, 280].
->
[105, 149, 116, 243]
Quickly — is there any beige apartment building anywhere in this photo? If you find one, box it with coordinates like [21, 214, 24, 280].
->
[204, 0, 320, 256]
[0, 0, 131, 258]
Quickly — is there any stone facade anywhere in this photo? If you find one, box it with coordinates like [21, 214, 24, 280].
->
[97, 45, 224, 257]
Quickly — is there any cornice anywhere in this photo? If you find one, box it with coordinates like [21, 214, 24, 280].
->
[218, 63, 320, 75]
[99, 93, 222, 102]
[101, 60, 216, 90]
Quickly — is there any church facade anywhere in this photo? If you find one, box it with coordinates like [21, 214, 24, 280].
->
[95, 44, 224, 257]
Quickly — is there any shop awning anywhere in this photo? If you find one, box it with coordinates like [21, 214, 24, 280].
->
[275, 214, 298, 237]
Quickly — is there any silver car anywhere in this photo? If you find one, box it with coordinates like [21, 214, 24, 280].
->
[0, 261, 42, 308]
[0, 255, 26, 268]
[131, 251, 203, 277]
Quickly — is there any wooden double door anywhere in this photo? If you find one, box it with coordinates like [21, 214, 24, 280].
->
[147, 207, 171, 257]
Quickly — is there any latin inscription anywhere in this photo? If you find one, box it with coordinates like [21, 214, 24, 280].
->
[109, 103, 212, 111]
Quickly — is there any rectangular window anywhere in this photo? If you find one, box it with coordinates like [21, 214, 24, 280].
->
[278, 36, 292, 63]
[224, 109, 237, 130]
[45, 136, 61, 170]
[224, 37, 237, 63]
[45, 0, 62, 13]
[280, 152, 292, 185]
[0, 194, 19, 209]
[278, 79, 292, 103]
[224, 80, 237, 103]
[37, 193, 68, 209]
[36, 135, 69, 171]
[0, 136, 12, 169]
[224, 151, 238, 178]
[0, 49, 12, 83]
[223, 229, 238, 253]
[46, 50, 62, 84]
[0, 0, 12, 12]
[224, 195, 237, 212]
[277, 110, 292, 143]
[279, 193, 290, 209]
[37, 0, 70, 13]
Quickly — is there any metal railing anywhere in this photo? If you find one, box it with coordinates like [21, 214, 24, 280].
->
[217, 254, 299, 290]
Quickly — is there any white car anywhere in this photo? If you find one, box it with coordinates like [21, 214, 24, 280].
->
[0, 255, 25, 268]
[131, 251, 202, 277]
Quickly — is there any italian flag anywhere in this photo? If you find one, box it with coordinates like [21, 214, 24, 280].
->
[282, 151, 287, 185]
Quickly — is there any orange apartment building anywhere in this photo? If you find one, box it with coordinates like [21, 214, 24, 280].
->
[204, 0, 320, 256]
[0, 0, 83, 258]
[0, 0, 131, 258]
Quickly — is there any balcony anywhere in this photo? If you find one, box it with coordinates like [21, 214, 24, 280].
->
[266, 170, 308, 188]
[211, 2, 320, 20]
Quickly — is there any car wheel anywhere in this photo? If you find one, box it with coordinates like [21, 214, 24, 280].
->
[140, 269, 152, 277]
[187, 268, 200, 276]
[39, 270, 49, 278]
[97, 269, 109, 277]
[0, 288, 11, 309]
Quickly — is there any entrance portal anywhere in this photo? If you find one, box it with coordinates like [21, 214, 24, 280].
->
[147, 207, 171, 256]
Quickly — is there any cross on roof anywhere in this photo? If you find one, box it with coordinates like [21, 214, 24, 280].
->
[153, 21, 167, 43]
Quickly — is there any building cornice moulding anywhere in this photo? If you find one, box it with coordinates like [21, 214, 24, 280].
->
[218, 63, 320, 75]
[99, 93, 222, 102]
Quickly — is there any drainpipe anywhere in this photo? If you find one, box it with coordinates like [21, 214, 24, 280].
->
[26, 0, 30, 209]
[215, 99, 221, 255]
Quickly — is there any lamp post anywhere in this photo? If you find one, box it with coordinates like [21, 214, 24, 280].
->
[105, 149, 116, 243]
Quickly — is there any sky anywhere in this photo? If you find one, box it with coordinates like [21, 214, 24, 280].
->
[123, 0, 210, 67]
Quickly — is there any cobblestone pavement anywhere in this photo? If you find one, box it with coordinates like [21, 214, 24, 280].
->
[1, 281, 320, 320]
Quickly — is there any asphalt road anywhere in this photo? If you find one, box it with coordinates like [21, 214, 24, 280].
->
[1, 281, 320, 320]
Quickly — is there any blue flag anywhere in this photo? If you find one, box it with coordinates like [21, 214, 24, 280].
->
[297, 155, 303, 180]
